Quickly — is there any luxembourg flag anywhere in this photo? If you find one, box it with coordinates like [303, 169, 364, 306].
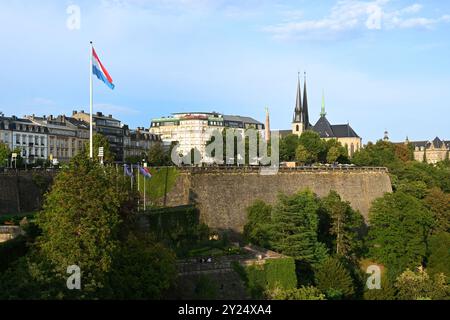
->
[92, 48, 115, 90]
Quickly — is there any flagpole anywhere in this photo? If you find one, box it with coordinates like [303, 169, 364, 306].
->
[137, 165, 140, 211]
[144, 173, 146, 211]
[89, 41, 94, 159]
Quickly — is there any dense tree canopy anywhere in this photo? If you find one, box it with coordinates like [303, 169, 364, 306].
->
[367, 192, 435, 279]
[314, 257, 355, 299]
[243, 200, 272, 248]
[267, 286, 326, 300]
[280, 134, 300, 162]
[269, 190, 329, 265]
[147, 142, 169, 166]
[0, 151, 177, 300]
[426, 232, 450, 278]
[280, 131, 348, 164]
[84, 133, 115, 163]
[0, 142, 9, 166]
[319, 191, 364, 259]
[35, 155, 130, 296]
[395, 269, 449, 300]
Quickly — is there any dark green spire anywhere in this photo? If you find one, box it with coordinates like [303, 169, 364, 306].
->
[320, 90, 326, 117]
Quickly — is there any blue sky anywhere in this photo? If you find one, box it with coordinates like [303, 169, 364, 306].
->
[0, 0, 449, 143]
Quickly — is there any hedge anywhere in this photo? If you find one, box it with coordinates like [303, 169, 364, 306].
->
[235, 257, 297, 298]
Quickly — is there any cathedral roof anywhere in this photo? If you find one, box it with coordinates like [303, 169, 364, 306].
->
[312, 116, 360, 139]
[312, 116, 334, 138]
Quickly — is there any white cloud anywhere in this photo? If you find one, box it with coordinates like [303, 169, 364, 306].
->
[264, 0, 450, 40]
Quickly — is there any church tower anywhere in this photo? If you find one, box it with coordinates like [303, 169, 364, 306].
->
[292, 72, 310, 136]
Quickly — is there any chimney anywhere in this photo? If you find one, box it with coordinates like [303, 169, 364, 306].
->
[108, 114, 112, 118]
[72, 110, 77, 115]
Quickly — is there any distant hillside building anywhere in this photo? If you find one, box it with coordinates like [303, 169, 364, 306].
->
[123, 126, 162, 161]
[408, 137, 450, 164]
[281, 74, 362, 157]
[0, 115, 48, 164]
[149, 112, 264, 162]
[72, 111, 125, 162]
[26, 114, 89, 163]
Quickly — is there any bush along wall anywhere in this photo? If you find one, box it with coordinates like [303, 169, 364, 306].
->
[142, 205, 209, 253]
[234, 257, 297, 299]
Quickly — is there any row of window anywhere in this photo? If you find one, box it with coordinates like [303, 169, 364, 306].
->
[16, 147, 46, 158]
[15, 124, 45, 133]
[15, 135, 46, 146]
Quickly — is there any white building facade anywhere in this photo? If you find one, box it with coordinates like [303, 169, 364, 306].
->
[149, 112, 265, 163]
[10, 117, 48, 164]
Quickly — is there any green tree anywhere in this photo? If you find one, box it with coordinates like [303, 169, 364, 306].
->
[325, 139, 349, 164]
[267, 286, 326, 300]
[243, 200, 272, 248]
[395, 269, 450, 300]
[147, 142, 168, 166]
[392, 161, 450, 192]
[396, 180, 428, 199]
[270, 190, 328, 265]
[363, 276, 397, 300]
[298, 131, 326, 163]
[279, 134, 300, 162]
[295, 144, 316, 164]
[35, 154, 129, 297]
[423, 188, 450, 233]
[0, 142, 10, 167]
[367, 192, 435, 279]
[315, 257, 355, 299]
[320, 191, 364, 259]
[427, 232, 450, 278]
[394, 143, 414, 162]
[352, 140, 399, 168]
[84, 133, 114, 163]
[107, 234, 177, 299]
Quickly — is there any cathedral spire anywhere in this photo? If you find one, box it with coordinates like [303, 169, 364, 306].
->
[302, 72, 309, 129]
[293, 72, 302, 123]
[320, 90, 326, 117]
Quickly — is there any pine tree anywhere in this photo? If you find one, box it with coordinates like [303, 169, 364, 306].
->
[315, 257, 355, 299]
[270, 190, 328, 265]
[320, 191, 364, 259]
